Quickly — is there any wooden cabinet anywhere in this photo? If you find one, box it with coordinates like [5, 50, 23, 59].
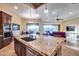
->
[27, 47, 42, 56]
[14, 38, 42, 56]
[0, 36, 3, 49]
[26, 48, 36, 56]
[2, 12, 11, 24]
[0, 11, 12, 49]
[14, 38, 62, 56]
[14, 38, 21, 56]
[0, 12, 3, 35]
[14, 38, 26, 56]
[3, 37, 12, 47]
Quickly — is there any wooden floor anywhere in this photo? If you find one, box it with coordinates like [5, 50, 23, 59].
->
[0, 42, 16, 56]
[0, 41, 79, 56]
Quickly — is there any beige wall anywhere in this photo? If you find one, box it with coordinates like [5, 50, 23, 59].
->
[60, 17, 79, 32]
[0, 4, 22, 32]
[21, 19, 42, 32]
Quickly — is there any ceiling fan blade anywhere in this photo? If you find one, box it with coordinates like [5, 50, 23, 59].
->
[56, 18, 64, 21]
[56, 18, 59, 21]
[59, 19, 64, 20]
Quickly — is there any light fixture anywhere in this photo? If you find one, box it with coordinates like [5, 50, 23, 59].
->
[44, 4, 49, 13]
[14, 6, 18, 10]
[27, 4, 33, 18]
[69, 12, 73, 14]
[35, 13, 39, 17]
[29, 4, 31, 17]
[26, 4, 39, 19]
[35, 9, 39, 17]
[52, 11, 56, 14]
[44, 8, 49, 13]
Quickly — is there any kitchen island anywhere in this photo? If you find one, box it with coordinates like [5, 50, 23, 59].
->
[14, 35, 64, 56]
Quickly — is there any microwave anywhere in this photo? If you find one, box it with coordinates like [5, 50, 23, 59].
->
[3, 24, 11, 32]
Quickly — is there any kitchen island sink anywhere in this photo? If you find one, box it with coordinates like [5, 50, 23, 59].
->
[21, 37, 36, 42]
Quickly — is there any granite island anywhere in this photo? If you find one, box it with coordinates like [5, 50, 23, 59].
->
[14, 35, 64, 56]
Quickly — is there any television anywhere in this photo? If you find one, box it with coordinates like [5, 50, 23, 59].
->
[66, 26, 75, 31]
[12, 24, 20, 31]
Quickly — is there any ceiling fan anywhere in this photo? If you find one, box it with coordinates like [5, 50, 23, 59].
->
[56, 15, 64, 21]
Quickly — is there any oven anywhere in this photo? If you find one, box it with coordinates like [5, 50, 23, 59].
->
[4, 32, 11, 38]
[3, 23, 11, 39]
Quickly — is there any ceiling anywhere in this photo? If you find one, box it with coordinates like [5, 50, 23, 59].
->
[0, 3, 79, 23]
[30, 3, 44, 9]
[36, 3, 79, 22]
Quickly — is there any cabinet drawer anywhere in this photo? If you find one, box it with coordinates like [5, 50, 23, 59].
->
[27, 49, 36, 56]
[27, 47, 42, 56]
[20, 46, 26, 56]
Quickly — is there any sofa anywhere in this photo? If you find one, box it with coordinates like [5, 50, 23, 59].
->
[52, 32, 66, 38]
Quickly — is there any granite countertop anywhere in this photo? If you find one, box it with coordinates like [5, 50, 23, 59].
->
[15, 35, 64, 56]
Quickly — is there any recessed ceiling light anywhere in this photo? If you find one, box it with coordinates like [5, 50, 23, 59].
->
[52, 11, 56, 14]
[14, 6, 18, 10]
[69, 12, 73, 14]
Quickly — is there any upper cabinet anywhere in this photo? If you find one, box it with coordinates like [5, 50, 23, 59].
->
[0, 11, 12, 35]
[2, 12, 12, 24]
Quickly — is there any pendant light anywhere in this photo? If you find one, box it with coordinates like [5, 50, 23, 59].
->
[44, 4, 49, 13]
[27, 4, 32, 18]
[35, 9, 39, 17]
[30, 3, 31, 17]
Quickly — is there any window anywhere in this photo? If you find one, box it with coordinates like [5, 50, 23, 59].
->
[43, 24, 59, 34]
[12, 24, 20, 31]
[26, 23, 39, 34]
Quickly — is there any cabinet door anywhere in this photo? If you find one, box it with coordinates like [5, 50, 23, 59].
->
[20, 46, 26, 56]
[27, 49, 37, 56]
[26, 47, 42, 56]
[16, 44, 21, 56]
[0, 13, 3, 35]
[2, 13, 11, 24]
[6, 15, 11, 24]
[2, 13, 7, 24]
[3, 37, 12, 47]
[0, 36, 3, 49]
[14, 38, 21, 56]
[19, 41, 26, 56]
[14, 38, 26, 56]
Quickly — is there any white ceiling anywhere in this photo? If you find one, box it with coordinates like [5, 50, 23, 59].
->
[36, 3, 79, 22]
[0, 3, 79, 23]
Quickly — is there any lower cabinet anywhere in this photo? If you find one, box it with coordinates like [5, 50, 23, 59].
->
[14, 38, 26, 56]
[0, 36, 12, 49]
[27, 49, 37, 56]
[20, 42, 26, 56]
[26, 47, 42, 56]
[0, 36, 3, 49]
[14, 38, 42, 56]
[3, 37, 12, 47]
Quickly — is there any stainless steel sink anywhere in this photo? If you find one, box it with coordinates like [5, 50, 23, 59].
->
[21, 37, 36, 42]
